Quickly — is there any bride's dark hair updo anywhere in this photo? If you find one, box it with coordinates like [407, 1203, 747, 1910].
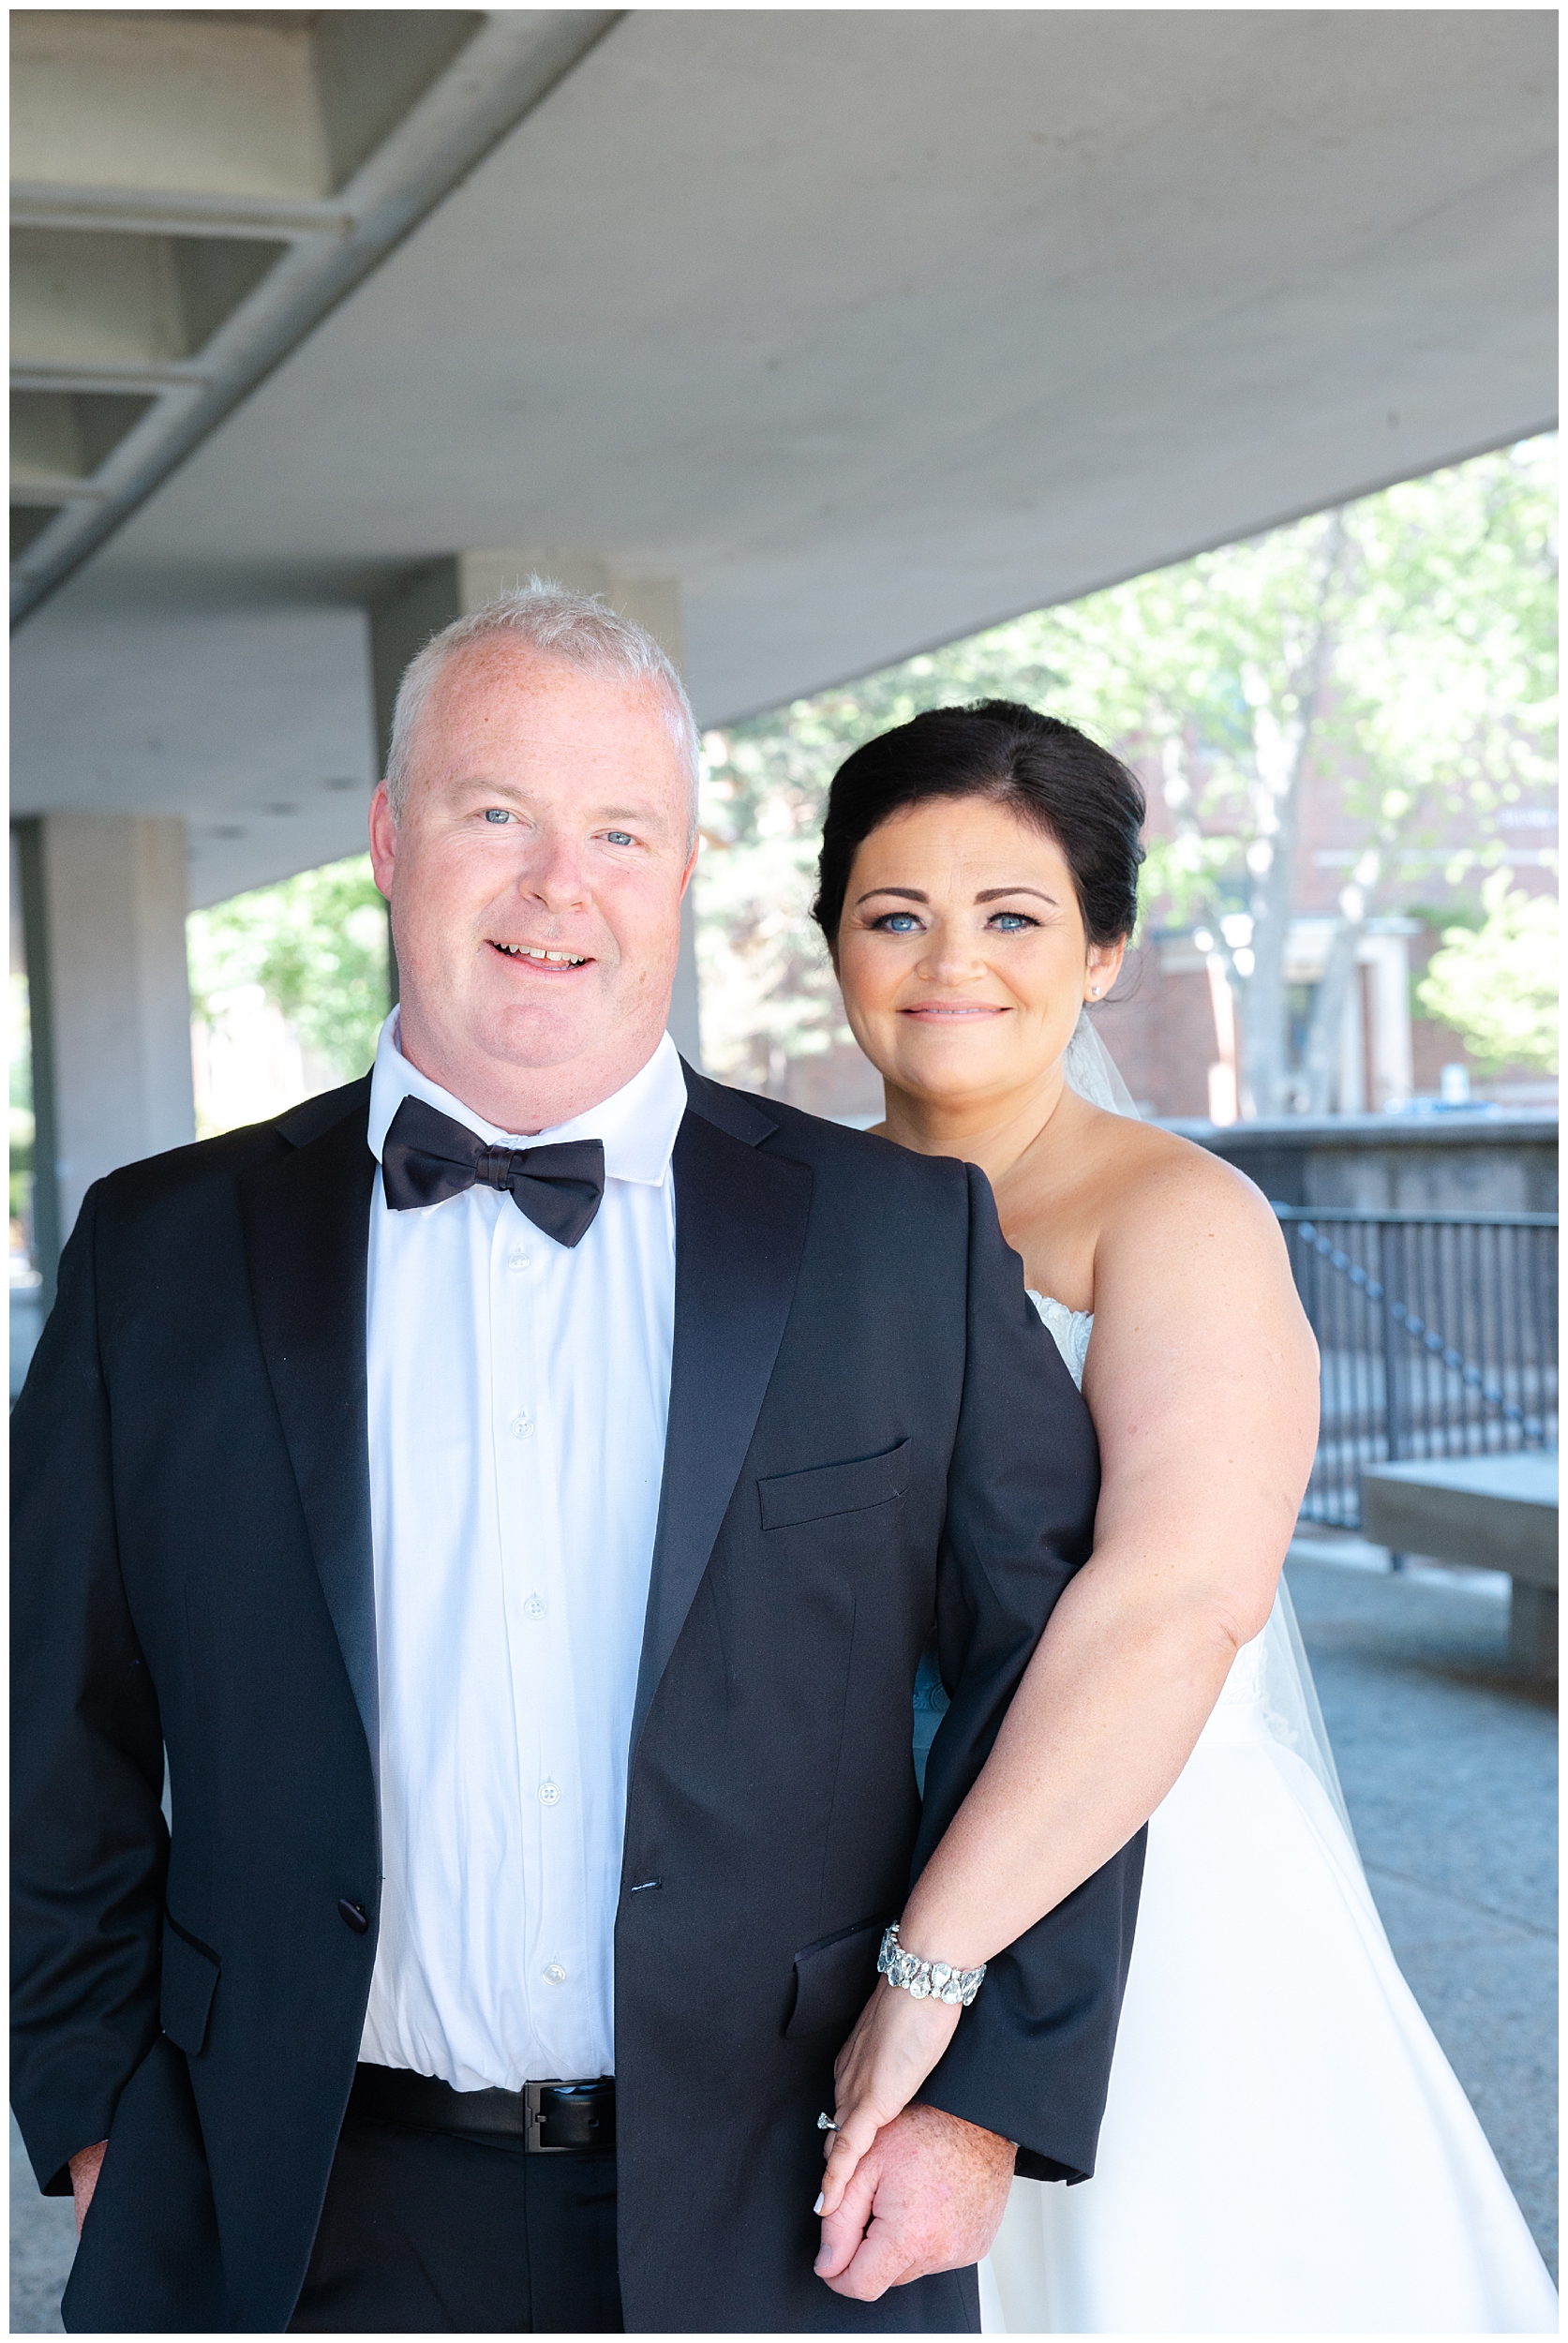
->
[812, 699, 1146, 952]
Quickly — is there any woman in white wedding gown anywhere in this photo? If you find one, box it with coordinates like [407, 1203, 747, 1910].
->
[810, 700, 1556, 2334]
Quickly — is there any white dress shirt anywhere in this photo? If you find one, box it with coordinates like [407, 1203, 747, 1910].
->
[358, 1012, 684, 2090]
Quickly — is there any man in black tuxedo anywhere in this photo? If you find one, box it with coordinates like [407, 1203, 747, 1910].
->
[12, 588, 1142, 2333]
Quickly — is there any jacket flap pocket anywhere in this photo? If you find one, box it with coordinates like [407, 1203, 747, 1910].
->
[160, 1918, 220, 2057]
[784, 1914, 889, 2040]
[759, 1440, 912, 1533]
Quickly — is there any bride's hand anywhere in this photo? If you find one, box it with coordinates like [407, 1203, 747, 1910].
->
[817, 1980, 962, 2216]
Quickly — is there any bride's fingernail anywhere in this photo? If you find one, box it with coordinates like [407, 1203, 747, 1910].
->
[814, 2192, 825, 2216]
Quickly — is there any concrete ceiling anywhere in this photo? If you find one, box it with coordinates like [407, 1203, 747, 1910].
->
[11, 7, 1557, 909]
[10, 10, 618, 618]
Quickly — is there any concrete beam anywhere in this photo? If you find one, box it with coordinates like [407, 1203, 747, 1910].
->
[11, 12, 624, 623]
[13, 13, 333, 201]
[12, 227, 290, 370]
[13, 13, 485, 204]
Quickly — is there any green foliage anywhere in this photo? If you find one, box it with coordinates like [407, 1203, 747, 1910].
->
[1416, 873, 1560, 1074]
[697, 438, 1557, 1096]
[187, 856, 390, 1084]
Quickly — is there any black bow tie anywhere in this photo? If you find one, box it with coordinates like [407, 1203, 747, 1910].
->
[381, 1095, 606, 1248]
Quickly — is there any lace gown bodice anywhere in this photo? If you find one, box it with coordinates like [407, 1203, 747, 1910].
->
[1026, 1291, 1094, 1388]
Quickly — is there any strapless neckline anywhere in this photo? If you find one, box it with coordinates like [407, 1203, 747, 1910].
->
[1028, 1291, 1093, 1389]
[1028, 1291, 1091, 1320]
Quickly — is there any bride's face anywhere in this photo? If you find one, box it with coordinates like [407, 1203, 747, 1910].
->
[834, 794, 1123, 1110]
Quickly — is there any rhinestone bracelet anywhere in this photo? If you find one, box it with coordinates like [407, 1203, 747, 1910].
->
[877, 1922, 985, 2007]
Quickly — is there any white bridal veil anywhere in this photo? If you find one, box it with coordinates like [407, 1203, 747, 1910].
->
[1062, 1012, 1360, 1851]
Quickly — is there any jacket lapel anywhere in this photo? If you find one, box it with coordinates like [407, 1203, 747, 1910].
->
[239, 1079, 380, 1774]
[632, 1071, 814, 1754]
[236, 1062, 812, 1776]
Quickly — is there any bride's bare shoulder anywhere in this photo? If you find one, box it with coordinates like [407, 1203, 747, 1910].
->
[1096, 1112, 1256, 1187]
[1091, 1114, 1288, 1268]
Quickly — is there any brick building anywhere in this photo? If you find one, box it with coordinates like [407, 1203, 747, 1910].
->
[731, 759, 1557, 1128]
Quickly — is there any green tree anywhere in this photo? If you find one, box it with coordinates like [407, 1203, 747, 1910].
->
[697, 438, 1557, 1110]
[1416, 873, 1559, 1074]
[1293, 446, 1559, 1107]
[187, 855, 390, 1085]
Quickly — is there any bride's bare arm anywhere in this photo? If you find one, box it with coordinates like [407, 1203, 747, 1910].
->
[818, 1150, 1319, 2216]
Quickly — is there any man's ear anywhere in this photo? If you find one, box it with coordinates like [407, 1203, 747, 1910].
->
[368, 783, 397, 901]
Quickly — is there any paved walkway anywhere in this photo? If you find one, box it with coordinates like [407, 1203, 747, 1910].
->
[11, 1550, 1557, 2327]
[8, 2126, 73, 2338]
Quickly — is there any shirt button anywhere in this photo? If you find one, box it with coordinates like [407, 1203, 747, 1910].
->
[538, 1779, 561, 1807]
[523, 1592, 547, 1619]
[510, 1413, 534, 1440]
[508, 1250, 530, 1271]
[543, 1962, 567, 1986]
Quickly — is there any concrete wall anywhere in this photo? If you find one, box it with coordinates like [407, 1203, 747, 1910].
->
[1171, 1113, 1559, 1214]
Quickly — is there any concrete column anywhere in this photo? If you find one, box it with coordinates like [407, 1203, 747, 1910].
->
[1358, 921, 1417, 1112]
[15, 812, 195, 1300]
[1203, 952, 1238, 1126]
[1336, 970, 1367, 1113]
[368, 552, 702, 1067]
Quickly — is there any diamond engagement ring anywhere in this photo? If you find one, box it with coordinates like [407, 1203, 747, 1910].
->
[816, 2112, 840, 2132]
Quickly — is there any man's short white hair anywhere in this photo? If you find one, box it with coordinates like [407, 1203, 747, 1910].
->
[384, 578, 700, 840]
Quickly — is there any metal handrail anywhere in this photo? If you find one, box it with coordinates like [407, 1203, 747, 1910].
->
[1273, 1207, 1557, 1229]
[1273, 1204, 1558, 1530]
[1276, 1208, 1553, 1439]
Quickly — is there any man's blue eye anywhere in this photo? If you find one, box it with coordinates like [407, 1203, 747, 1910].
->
[484, 809, 511, 824]
[605, 830, 634, 845]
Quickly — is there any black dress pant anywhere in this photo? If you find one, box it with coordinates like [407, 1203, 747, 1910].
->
[290, 2101, 623, 2333]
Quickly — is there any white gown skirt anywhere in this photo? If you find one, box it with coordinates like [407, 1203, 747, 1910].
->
[980, 1683, 1558, 2333]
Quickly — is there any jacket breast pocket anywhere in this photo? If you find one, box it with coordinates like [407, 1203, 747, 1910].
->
[784, 1914, 890, 2039]
[758, 1440, 912, 1533]
[160, 1916, 220, 2057]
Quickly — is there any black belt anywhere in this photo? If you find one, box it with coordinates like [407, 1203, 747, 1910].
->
[351, 2063, 616, 2154]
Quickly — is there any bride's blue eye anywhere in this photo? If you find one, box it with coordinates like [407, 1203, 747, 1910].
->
[874, 912, 922, 933]
[990, 911, 1037, 932]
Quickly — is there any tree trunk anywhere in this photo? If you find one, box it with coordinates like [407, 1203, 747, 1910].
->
[1301, 844, 1385, 1112]
[1237, 731, 1303, 1116]
[1237, 513, 1349, 1116]
[1301, 914, 1362, 1112]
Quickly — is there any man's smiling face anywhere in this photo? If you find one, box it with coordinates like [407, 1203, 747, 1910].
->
[368, 638, 695, 1132]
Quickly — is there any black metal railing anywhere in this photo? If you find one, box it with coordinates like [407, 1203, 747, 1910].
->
[1275, 1207, 1559, 1531]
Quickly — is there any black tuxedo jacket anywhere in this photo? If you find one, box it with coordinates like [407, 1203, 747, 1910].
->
[12, 1063, 1143, 2334]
